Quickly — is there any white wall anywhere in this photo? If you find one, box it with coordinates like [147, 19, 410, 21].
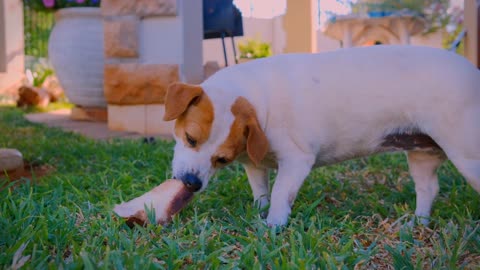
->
[140, 17, 183, 65]
[139, 0, 203, 84]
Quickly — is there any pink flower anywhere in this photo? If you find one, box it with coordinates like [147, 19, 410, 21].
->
[42, 0, 55, 8]
[75, 0, 86, 3]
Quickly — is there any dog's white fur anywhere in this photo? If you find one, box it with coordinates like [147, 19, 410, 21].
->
[170, 45, 480, 226]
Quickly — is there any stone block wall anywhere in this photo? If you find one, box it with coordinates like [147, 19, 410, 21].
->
[101, 0, 203, 136]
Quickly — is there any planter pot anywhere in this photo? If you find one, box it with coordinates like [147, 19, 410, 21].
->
[48, 7, 106, 107]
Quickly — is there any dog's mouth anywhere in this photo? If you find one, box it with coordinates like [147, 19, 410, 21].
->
[172, 166, 215, 193]
[173, 173, 203, 192]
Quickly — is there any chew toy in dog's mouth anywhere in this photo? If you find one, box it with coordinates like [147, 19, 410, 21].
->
[113, 179, 194, 227]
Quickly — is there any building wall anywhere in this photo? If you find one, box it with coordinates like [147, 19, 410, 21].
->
[203, 15, 446, 66]
[0, 0, 24, 96]
[203, 17, 281, 66]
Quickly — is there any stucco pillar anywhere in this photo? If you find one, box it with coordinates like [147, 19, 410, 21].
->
[283, 0, 318, 53]
[180, 0, 203, 84]
[464, 0, 480, 68]
[342, 23, 353, 48]
[0, 0, 24, 94]
[397, 19, 411, 45]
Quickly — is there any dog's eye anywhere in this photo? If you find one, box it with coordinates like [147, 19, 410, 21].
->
[216, 157, 229, 165]
[185, 133, 197, 147]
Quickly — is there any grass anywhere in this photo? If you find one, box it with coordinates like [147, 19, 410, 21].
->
[0, 105, 479, 269]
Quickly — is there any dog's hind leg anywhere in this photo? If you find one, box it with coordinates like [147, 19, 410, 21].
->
[435, 106, 480, 193]
[448, 157, 480, 193]
[407, 150, 446, 225]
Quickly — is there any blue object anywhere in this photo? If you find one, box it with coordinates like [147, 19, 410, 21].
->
[368, 11, 384, 18]
[382, 11, 394, 16]
[203, 0, 244, 66]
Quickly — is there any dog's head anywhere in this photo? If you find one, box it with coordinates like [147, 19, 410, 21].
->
[163, 82, 268, 192]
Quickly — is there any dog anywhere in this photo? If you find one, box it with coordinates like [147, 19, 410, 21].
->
[163, 45, 480, 226]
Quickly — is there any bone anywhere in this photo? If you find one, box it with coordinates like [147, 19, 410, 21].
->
[114, 179, 194, 227]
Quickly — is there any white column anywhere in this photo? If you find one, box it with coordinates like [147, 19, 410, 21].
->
[283, 0, 318, 53]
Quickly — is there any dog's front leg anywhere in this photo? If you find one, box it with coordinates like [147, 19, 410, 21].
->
[266, 155, 315, 226]
[243, 163, 270, 210]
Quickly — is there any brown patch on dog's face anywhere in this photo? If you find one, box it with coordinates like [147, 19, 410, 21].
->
[163, 83, 214, 150]
[211, 116, 246, 168]
[211, 97, 268, 168]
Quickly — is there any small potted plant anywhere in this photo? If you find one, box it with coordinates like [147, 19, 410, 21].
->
[25, 0, 106, 108]
[237, 39, 272, 64]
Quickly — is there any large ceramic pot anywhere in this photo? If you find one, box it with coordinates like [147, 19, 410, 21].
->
[48, 7, 106, 107]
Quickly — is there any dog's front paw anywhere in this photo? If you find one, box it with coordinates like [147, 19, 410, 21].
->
[266, 209, 290, 227]
[254, 196, 270, 218]
[406, 215, 430, 228]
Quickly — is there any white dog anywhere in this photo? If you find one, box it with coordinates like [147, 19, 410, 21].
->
[163, 45, 480, 226]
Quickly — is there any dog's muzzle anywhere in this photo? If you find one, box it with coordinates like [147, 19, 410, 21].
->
[179, 173, 202, 192]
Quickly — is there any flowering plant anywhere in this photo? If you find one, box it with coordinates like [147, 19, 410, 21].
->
[25, 0, 101, 11]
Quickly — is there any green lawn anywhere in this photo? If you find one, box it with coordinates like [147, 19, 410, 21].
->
[1, 106, 479, 269]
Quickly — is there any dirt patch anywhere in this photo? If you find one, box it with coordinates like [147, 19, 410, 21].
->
[1, 162, 55, 189]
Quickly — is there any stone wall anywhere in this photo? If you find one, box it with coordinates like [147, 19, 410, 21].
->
[101, 0, 203, 135]
[102, 0, 179, 106]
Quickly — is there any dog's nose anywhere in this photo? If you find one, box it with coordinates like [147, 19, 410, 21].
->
[181, 173, 202, 192]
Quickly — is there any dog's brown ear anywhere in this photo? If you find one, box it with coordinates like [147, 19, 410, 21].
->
[163, 83, 203, 121]
[246, 120, 269, 167]
[232, 97, 268, 166]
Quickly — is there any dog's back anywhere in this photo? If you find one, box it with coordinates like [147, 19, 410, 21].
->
[212, 45, 478, 97]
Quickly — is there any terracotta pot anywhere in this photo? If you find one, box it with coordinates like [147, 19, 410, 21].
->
[48, 7, 106, 107]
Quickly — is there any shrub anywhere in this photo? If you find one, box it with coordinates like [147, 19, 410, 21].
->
[238, 39, 272, 59]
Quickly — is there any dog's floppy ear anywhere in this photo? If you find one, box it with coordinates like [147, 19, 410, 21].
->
[163, 83, 203, 121]
[246, 120, 269, 167]
[232, 97, 268, 166]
